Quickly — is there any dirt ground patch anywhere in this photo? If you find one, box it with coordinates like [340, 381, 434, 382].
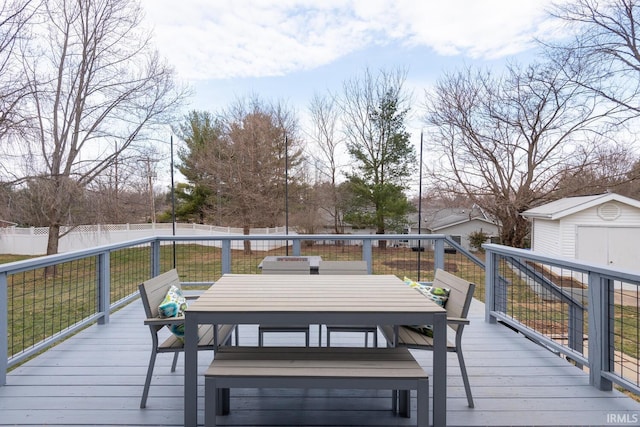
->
[382, 259, 458, 273]
[618, 290, 640, 307]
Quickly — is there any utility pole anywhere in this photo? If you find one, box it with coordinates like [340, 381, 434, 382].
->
[170, 135, 176, 268]
[417, 131, 423, 281]
[285, 134, 289, 255]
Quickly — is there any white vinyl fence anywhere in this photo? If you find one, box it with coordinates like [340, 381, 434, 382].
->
[0, 223, 289, 255]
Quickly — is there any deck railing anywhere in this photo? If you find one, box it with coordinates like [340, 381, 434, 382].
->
[484, 243, 640, 397]
[0, 233, 484, 386]
[2, 234, 639, 399]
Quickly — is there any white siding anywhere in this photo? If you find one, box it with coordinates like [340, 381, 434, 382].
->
[560, 202, 640, 258]
[530, 219, 560, 256]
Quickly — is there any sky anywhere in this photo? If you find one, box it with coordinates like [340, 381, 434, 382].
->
[138, 0, 567, 189]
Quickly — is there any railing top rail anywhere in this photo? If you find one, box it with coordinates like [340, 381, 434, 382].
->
[0, 233, 452, 275]
[483, 243, 640, 284]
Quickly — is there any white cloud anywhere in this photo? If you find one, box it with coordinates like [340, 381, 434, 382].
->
[140, 0, 561, 81]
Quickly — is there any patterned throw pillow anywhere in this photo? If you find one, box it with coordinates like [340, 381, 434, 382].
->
[158, 284, 188, 339]
[403, 277, 450, 307]
[403, 276, 450, 337]
[407, 324, 434, 337]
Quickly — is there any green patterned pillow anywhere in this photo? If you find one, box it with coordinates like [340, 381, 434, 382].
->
[403, 277, 450, 337]
[158, 284, 188, 339]
[404, 277, 450, 307]
[407, 324, 434, 337]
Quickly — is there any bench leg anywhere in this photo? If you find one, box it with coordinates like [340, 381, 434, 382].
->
[218, 388, 230, 415]
[399, 390, 410, 417]
[204, 378, 217, 427]
[417, 378, 429, 427]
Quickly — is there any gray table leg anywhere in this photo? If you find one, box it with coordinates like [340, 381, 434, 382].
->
[432, 312, 447, 426]
[417, 378, 429, 427]
[184, 314, 198, 427]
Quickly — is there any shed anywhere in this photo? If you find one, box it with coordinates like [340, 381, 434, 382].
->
[521, 193, 640, 271]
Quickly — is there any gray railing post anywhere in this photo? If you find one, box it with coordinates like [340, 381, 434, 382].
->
[484, 248, 497, 324]
[151, 239, 161, 276]
[292, 238, 301, 256]
[433, 239, 445, 270]
[221, 239, 231, 274]
[0, 272, 7, 385]
[588, 273, 613, 391]
[362, 240, 373, 273]
[97, 252, 111, 325]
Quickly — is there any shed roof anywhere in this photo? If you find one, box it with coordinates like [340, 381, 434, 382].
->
[521, 193, 640, 220]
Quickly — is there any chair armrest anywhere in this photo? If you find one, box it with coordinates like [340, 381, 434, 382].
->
[144, 316, 185, 326]
[447, 317, 470, 326]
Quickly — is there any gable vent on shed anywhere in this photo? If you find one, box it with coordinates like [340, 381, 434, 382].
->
[597, 203, 621, 221]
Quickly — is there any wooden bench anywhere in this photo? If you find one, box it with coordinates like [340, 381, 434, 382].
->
[204, 346, 429, 427]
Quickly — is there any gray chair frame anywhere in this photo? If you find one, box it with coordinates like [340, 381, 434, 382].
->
[321, 261, 378, 347]
[258, 260, 311, 346]
[381, 268, 476, 408]
[138, 269, 236, 408]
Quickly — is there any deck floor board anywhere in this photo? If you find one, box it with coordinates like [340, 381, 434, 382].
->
[2, 298, 640, 426]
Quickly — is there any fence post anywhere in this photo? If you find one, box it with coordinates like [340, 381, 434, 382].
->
[433, 239, 445, 270]
[292, 238, 301, 256]
[97, 252, 111, 325]
[221, 239, 231, 274]
[484, 248, 497, 324]
[362, 240, 373, 273]
[151, 240, 161, 276]
[0, 272, 7, 385]
[588, 273, 613, 391]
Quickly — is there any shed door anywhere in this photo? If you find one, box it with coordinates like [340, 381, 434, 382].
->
[576, 226, 640, 271]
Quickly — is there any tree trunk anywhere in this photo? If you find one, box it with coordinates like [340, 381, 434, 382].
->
[243, 225, 252, 255]
[46, 223, 60, 255]
[44, 224, 61, 276]
[499, 215, 530, 248]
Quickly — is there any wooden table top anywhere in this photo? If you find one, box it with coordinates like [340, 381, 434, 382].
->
[187, 274, 444, 315]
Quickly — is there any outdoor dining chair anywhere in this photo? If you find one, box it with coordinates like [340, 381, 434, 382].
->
[320, 260, 379, 347]
[258, 260, 311, 346]
[380, 268, 476, 408]
[138, 269, 236, 408]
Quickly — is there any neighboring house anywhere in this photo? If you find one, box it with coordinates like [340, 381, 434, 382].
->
[403, 206, 500, 252]
[521, 193, 640, 272]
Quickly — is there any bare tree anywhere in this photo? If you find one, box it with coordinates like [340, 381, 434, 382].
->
[0, 0, 36, 142]
[307, 92, 346, 233]
[554, 142, 639, 198]
[423, 60, 615, 248]
[550, 0, 640, 119]
[177, 98, 303, 253]
[220, 97, 303, 251]
[9, 0, 186, 255]
[340, 67, 416, 247]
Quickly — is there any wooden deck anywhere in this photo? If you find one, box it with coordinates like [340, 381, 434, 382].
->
[1, 298, 639, 426]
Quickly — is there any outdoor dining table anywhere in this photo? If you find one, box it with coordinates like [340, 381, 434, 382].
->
[184, 273, 448, 426]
